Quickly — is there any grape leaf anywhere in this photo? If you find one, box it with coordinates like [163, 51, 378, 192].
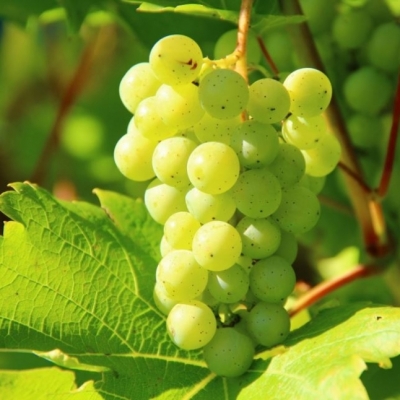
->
[1, 183, 399, 400]
[238, 303, 400, 400]
[0, 367, 102, 399]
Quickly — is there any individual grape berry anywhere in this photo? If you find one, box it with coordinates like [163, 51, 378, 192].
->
[273, 230, 298, 264]
[271, 184, 320, 234]
[282, 114, 327, 150]
[203, 327, 255, 377]
[230, 121, 280, 168]
[192, 221, 242, 271]
[144, 179, 188, 224]
[164, 211, 201, 250]
[187, 142, 240, 194]
[299, 0, 336, 34]
[156, 250, 208, 301]
[198, 69, 249, 119]
[301, 133, 341, 177]
[119, 62, 161, 113]
[167, 300, 216, 350]
[236, 217, 281, 260]
[133, 97, 176, 141]
[247, 78, 291, 124]
[232, 169, 282, 219]
[149, 35, 203, 86]
[249, 256, 296, 303]
[160, 235, 173, 257]
[207, 263, 249, 303]
[332, 9, 373, 50]
[343, 66, 392, 116]
[185, 188, 236, 224]
[283, 68, 332, 117]
[114, 128, 157, 182]
[367, 22, 400, 73]
[153, 282, 178, 315]
[346, 114, 383, 149]
[152, 137, 197, 188]
[298, 174, 326, 195]
[246, 302, 290, 347]
[268, 142, 306, 188]
[194, 114, 241, 144]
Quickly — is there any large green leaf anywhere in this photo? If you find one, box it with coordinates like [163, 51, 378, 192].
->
[0, 367, 102, 399]
[0, 183, 400, 399]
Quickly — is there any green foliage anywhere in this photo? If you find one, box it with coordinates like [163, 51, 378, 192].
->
[0, 184, 399, 399]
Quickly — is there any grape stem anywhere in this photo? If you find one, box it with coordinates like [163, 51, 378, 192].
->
[376, 69, 400, 198]
[289, 264, 381, 317]
[235, 0, 253, 83]
[31, 29, 106, 185]
[279, 0, 390, 259]
[256, 36, 280, 77]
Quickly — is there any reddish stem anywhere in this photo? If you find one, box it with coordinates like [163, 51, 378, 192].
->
[289, 265, 381, 317]
[377, 69, 400, 198]
[30, 35, 99, 185]
[256, 36, 280, 77]
[338, 161, 371, 194]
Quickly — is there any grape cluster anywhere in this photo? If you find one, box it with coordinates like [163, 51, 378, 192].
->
[115, 33, 340, 377]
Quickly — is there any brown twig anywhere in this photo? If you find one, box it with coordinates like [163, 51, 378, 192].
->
[289, 265, 381, 317]
[30, 33, 100, 185]
[235, 0, 253, 83]
[256, 36, 280, 77]
[338, 161, 371, 194]
[377, 69, 400, 198]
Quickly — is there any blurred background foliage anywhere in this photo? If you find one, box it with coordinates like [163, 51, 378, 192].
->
[1, 0, 400, 393]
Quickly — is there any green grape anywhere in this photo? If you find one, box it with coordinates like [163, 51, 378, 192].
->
[119, 62, 161, 113]
[301, 133, 341, 177]
[273, 230, 298, 264]
[332, 10, 373, 49]
[262, 29, 295, 72]
[133, 97, 176, 140]
[232, 169, 282, 219]
[246, 302, 290, 347]
[236, 217, 281, 259]
[160, 235, 173, 257]
[249, 256, 296, 303]
[268, 142, 306, 188]
[230, 121, 279, 168]
[156, 83, 205, 129]
[343, 67, 392, 116]
[365, 0, 393, 24]
[367, 22, 400, 73]
[164, 211, 201, 250]
[236, 255, 254, 274]
[145, 178, 188, 224]
[198, 69, 249, 119]
[152, 137, 197, 188]
[185, 188, 236, 224]
[167, 300, 217, 350]
[153, 282, 178, 315]
[194, 113, 240, 144]
[192, 221, 242, 271]
[207, 264, 249, 303]
[283, 68, 332, 117]
[347, 113, 383, 149]
[214, 29, 261, 65]
[247, 78, 291, 124]
[187, 142, 240, 194]
[271, 184, 320, 234]
[299, 0, 336, 34]
[198, 287, 219, 307]
[114, 129, 157, 182]
[203, 327, 255, 377]
[156, 250, 208, 301]
[298, 174, 326, 195]
[149, 35, 203, 86]
[282, 114, 327, 150]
